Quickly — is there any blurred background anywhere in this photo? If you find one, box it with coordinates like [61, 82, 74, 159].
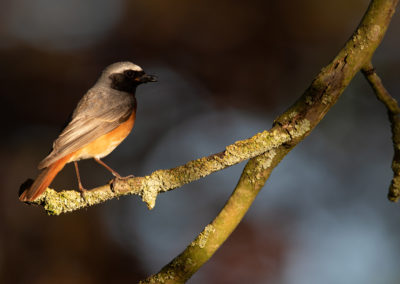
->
[1, 0, 399, 283]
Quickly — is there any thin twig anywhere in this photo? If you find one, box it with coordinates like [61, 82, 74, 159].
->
[362, 62, 400, 201]
[362, 62, 400, 113]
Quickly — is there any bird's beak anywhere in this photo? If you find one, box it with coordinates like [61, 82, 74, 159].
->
[137, 73, 157, 83]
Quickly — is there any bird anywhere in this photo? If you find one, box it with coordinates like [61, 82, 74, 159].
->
[19, 61, 157, 202]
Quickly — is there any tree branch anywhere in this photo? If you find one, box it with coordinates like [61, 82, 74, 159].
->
[26, 0, 398, 219]
[32, 126, 295, 215]
[140, 149, 285, 284]
[361, 62, 400, 201]
[140, 0, 399, 282]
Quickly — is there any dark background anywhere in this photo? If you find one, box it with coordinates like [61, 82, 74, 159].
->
[1, 0, 400, 283]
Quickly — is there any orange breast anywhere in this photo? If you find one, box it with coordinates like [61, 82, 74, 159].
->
[71, 111, 136, 161]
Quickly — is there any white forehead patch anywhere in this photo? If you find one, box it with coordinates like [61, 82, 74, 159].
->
[102, 61, 143, 76]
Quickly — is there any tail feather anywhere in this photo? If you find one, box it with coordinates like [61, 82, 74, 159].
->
[19, 154, 72, 202]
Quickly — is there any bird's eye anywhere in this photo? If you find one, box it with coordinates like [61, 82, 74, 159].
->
[124, 70, 135, 78]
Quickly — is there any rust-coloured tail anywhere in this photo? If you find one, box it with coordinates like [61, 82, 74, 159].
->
[19, 154, 72, 202]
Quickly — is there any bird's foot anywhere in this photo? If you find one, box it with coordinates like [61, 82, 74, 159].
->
[115, 174, 135, 180]
[78, 184, 89, 201]
[109, 174, 135, 192]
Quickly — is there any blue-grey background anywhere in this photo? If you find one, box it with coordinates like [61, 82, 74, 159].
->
[1, 0, 399, 283]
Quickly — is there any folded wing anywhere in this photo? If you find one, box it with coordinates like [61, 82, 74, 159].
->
[38, 89, 135, 169]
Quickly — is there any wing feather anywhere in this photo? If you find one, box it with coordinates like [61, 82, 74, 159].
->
[38, 88, 135, 169]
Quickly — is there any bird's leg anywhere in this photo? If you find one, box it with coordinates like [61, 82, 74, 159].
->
[93, 158, 123, 178]
[94, 158, 134, 193]
[74, 161, 87, 198]
[94, 157, 134, 181]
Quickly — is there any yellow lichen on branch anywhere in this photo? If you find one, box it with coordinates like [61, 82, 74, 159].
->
[35, 125, 299, 215]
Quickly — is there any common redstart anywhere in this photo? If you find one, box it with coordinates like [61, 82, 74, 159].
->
[19, 62, 157, 202]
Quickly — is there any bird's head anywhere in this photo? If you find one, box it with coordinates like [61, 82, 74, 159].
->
[99, 61, 157, 94]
